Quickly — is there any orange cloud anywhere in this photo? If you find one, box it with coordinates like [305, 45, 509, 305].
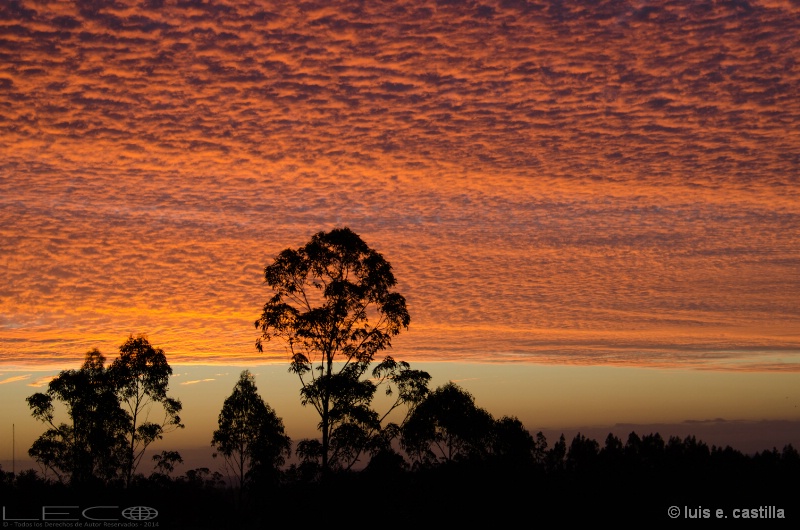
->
[27, 375, 57, 388]
[0, 375, 31, 385]
[0, 0, 797, 371]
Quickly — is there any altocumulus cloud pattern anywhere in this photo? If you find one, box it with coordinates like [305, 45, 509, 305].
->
[1, 0, 798, 370]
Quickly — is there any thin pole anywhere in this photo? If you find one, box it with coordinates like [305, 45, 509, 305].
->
[12, 423, 15, 476]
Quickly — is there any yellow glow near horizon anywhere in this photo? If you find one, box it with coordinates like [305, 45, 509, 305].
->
[2, 362, 799, 476]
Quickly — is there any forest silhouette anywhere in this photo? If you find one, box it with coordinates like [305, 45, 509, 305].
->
[4, 228, 797, 526]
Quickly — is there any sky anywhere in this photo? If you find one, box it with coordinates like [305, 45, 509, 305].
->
[1, 0, 800, 468]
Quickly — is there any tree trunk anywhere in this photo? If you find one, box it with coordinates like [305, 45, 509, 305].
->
[321, 407, 329, 474]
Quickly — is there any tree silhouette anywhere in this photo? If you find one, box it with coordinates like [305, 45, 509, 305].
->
[401, 382, 495, 465]
[110, 335, 183, 487]
[26, 349, 128, 485]
[566, 433, 600, 472]
[546, 434, 567, 473]
[492, 416, 537, 465]
[255, 227, 428, 472]
[26, 337, 182, 487]
[211, 370, 291, 492]
[599, 433, 624, 470]
[151, 450, 184, 480]
[533, 431, 549, 467]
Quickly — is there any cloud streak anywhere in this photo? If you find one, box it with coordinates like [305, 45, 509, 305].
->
[0, 374, 31, 385]
[180, 378, 216, 386]
[27, 374, 56, 387]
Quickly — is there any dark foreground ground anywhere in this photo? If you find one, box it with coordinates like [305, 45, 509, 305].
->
[3, 456, 797, 528]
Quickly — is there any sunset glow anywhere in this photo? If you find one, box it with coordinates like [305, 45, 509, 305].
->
[2, 1, 798, 373]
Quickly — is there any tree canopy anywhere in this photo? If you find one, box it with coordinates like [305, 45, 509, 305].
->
[26, 335, 182, 486]
[255, 227, 429, 472]
[111, 335, 183, 486]
[211, 370, 291, 491]
[27, 349, 128, 485]
[401, 382, 495, 465]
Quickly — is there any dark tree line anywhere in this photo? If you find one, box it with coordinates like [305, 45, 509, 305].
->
[12, 227, 799, 525]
